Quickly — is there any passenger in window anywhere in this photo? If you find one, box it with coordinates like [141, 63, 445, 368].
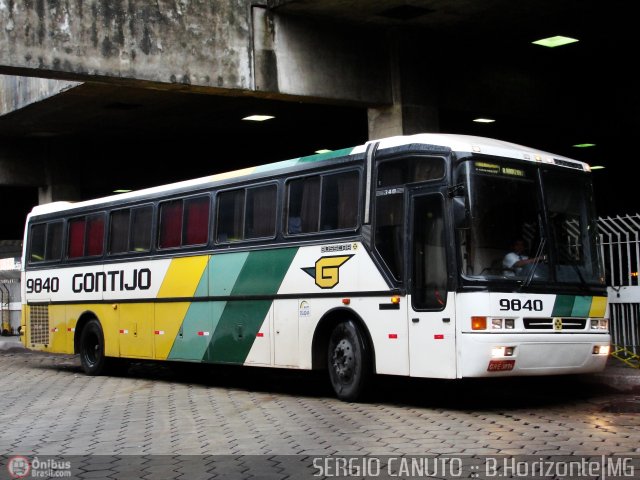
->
[288, 216, 302, 234]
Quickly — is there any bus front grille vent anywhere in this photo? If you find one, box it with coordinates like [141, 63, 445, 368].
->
[523, 318, 587, 330]
[29, 305, 49, 345]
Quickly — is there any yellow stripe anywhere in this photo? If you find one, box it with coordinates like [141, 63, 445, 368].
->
[155, 256, 209, 359]
[209, 166, 256, 182]
[157, 256, 209, 298]
[589, 296, 607, 317]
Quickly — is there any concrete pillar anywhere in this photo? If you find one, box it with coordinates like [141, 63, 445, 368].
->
[0, 144, 79, 204]
[37, 184, 80, 205]
[38, 157, 80, 205]
[368, 32, 440, 140]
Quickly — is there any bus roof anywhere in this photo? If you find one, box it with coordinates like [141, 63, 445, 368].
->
[29, 134, 588, 217]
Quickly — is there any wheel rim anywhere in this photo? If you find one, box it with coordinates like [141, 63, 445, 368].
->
[332, 338, 355, 383]
[83, 332, 101, 367]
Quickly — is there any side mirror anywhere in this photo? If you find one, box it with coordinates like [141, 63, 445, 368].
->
[453, 196, 470, 229]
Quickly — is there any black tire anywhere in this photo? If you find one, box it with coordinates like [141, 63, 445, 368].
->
[79, 319, 107, 375]
[327, 320, 371, 401]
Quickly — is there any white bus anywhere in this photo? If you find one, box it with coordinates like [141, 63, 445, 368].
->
[21, 134, 610, 400]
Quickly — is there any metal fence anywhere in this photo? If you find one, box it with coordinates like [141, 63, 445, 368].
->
[598, 214, 640, 367]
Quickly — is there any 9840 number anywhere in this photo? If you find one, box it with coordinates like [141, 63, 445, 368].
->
[499, 299, 543, 311]
[26, 277, 59, 294]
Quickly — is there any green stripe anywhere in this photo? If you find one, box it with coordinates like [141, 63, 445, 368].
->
[254, 147, 356, 174]
[209, 252, 250, 295]
[552, 295, 575, 316]
[571, 296, 592, 317]
[167, 262, 210, 361]
[168, 253, 250, 361]
[205, 248, 298, 364]
[254, 159, 299, 173]
[296, 147, 355, 163]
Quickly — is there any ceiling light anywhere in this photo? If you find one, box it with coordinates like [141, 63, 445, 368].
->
[113, 189, 132, 193]
[573, 143, 596, 148]
[590, 166, 605, 170]
[315, 149, 333, 154]
[532, 36, 579, 48]
[473, 118, 495, 123]
[242, 115, 274, 122]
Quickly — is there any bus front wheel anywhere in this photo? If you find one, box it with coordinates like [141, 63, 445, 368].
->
[79, 319, 107, 375]
[327, 320, 371, 401]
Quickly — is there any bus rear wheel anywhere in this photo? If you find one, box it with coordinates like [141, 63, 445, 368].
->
[79, 319, 107, 375]
[327, 320, 371, 401]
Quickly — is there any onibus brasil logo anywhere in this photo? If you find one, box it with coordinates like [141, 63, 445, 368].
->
[302, 255, 353, 289]
[7, 456, 71, 478]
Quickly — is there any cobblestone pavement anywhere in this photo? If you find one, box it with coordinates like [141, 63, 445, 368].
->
[1, 351, 639, 460]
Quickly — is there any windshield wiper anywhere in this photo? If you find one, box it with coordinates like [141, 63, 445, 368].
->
[521, 237, 546, 289]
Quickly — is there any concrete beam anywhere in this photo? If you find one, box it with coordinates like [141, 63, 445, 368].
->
[0, 74, 80, 116]
[0, 0, 254, 90]
[0, 1, 392, 105]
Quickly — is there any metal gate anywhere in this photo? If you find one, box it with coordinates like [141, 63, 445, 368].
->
[599, 214, 640, 367]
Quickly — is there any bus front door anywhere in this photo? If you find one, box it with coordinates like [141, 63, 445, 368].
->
[408, 192, 456, 378]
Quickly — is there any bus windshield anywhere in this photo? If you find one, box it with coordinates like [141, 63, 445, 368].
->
[457, 158, 603, 287]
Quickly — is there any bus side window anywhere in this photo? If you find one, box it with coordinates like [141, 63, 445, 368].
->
[159, 200, 183, 249]
[378, 156, 445, 187]
[68, 218, 86, 258]
[375, 192, 404, 281]
[131, 206, 152, 252]
[110, 209, 130, 254]
[86, 215, 105, 256]
[29, 224, 46, 262]
[246, 185, 276, 239]
[183, 195, 210, 245]
[217, 189, 245, 242]
[46, 222, 63, 261]
[287, 176, 320, 234]
[412, 195, 447, 310]
[321, 171, 359, 230]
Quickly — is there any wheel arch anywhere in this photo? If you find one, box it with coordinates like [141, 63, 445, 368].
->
[311, 307, 376, 373]
[73, 310, 100, 354]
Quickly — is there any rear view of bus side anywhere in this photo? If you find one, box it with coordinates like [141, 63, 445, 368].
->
[21, 134, 610, 400]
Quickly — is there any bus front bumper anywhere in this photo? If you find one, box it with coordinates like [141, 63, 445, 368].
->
[459, 332, 611, 377]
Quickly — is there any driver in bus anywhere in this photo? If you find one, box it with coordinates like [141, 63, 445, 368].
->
[503, 238, 546, 276]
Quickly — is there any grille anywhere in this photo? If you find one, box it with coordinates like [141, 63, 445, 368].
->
[29, 305, 49, 345]
[523, 317, 587, 330]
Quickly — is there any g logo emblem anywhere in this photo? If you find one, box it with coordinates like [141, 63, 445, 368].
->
[302, 255, 353, 289]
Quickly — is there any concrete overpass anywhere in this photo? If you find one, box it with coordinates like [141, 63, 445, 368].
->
[0, 0, 637, 244]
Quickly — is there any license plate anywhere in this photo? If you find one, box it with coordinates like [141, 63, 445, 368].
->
[487, 359, 515, 372]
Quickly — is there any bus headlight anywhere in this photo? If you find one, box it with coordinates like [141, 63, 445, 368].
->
[490, 318, 514, 329]
[590, 319, 609, 330]
[593, 345, 610, 355]
[491, 346, 515, 358]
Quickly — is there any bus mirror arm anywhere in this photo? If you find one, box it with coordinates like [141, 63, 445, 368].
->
[452, 196, 470, 229]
